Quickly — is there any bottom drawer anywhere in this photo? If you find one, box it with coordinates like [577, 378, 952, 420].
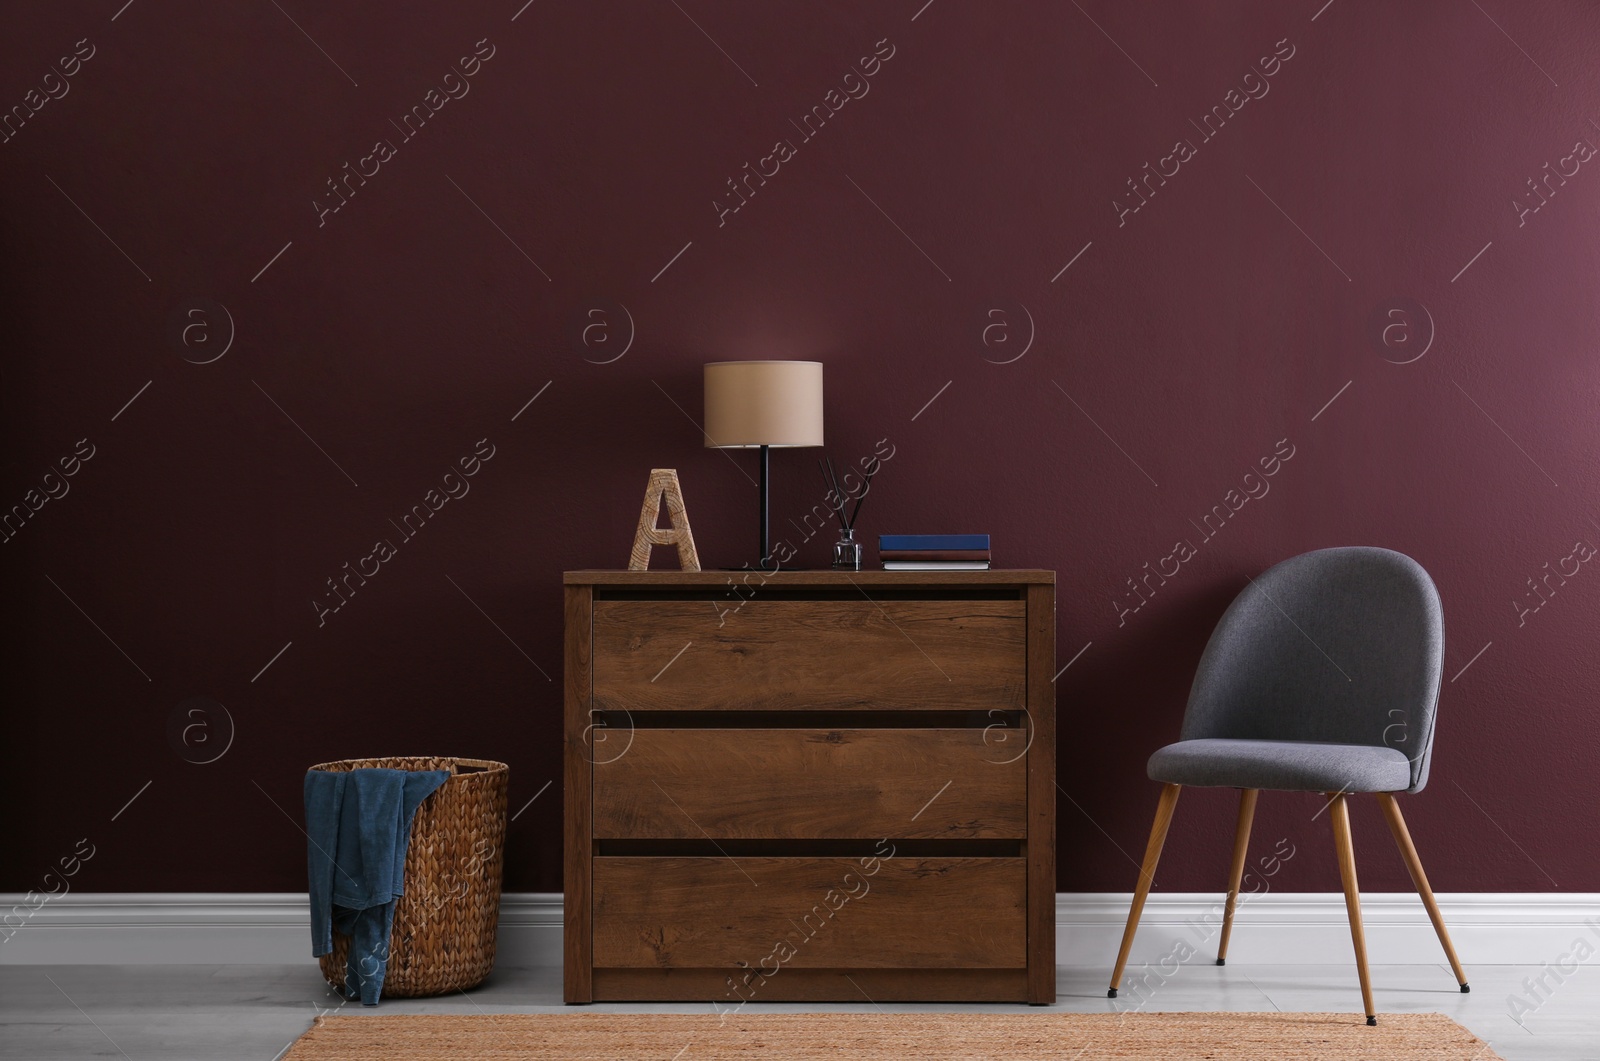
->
[593, 855, 1026, 970]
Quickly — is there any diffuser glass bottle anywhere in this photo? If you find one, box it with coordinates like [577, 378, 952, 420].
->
[819, 456, 874, 570]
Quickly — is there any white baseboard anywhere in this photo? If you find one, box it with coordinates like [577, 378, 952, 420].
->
[3, 892, 1596, 967]
[0, 893, 561, 966]
[1062, 892, 1600, 970]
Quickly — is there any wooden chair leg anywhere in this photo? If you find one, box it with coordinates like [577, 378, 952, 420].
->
[1109, 783, 1181, 998]
[1216, 788, 1259, 965]
[1329, 792, 1377, 1025]
[1376, 793, 1469, 992]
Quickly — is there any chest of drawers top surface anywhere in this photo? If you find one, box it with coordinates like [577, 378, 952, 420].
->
[565, 569, 1054, 585]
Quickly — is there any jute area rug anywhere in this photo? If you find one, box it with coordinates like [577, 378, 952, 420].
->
[283, 1011, 1503, 1060]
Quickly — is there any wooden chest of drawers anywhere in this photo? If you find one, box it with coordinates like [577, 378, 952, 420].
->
[563, 570, 1056, 1004]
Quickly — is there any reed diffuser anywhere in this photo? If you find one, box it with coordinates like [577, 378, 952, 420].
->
[818, 456, 876, 570]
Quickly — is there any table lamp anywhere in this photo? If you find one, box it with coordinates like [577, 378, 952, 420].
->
[703, 360, 824, 568]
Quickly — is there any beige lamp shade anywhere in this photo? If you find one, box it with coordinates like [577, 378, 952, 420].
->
[702, 361, 824, 448]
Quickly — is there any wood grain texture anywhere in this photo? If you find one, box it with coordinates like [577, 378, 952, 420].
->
[566, 572, 1054, 1002]
[592, 856, 1027, 970]
[1330, 793, 1376, 1021]
[562, 584, 594, 1003]
[627, 469, 700, 572]
[1109, 783, 1182, 996]
[591, 967, 1029, 1002]
[1217, 788, 1260, 965]
[593, 728, 1026, 839]
[592, 599, 1026, 712]
[1376, 793, 1469, 988]
[568, 569, 1054, 586]
[1024, 583, 1057, 1003]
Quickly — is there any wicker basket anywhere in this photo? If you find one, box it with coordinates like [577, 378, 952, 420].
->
[311, 756, 508, 998]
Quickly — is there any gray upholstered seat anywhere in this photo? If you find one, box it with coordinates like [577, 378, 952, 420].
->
[1110, 546, 1467, 1024]
[1147, 737, 1411, 792]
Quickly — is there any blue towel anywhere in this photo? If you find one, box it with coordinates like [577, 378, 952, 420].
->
[304, 767, 450, 1005]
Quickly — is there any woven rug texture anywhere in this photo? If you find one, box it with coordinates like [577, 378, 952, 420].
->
[283, 1011, 1504, 1060]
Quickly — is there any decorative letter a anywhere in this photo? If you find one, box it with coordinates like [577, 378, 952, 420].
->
[629, 468, 701, 572]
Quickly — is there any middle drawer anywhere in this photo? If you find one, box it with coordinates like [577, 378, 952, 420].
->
[593, 727, 1027, 839]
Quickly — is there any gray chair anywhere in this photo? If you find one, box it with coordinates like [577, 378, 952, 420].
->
[1107, 547, 1468, 1025]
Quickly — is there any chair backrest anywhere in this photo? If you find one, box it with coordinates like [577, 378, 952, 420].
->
[1180, 547, 1444, 793]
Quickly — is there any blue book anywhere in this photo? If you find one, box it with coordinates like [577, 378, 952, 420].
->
[878, 534, 990, 551]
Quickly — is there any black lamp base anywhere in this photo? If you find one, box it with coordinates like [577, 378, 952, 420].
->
[757, 444, 772, 568]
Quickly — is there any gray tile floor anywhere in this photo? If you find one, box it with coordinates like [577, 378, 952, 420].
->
[0, 963, 1594, 1060]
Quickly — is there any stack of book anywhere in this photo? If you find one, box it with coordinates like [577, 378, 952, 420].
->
[878, 534, 991, 570]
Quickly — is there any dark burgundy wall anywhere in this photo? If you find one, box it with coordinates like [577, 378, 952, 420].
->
[4, 1, 1596, 897]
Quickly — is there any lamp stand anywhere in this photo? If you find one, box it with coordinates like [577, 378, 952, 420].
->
[758, 444, 771, 569]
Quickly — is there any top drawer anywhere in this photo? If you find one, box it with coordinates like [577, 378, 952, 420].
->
[592, 598, 1026, 711]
